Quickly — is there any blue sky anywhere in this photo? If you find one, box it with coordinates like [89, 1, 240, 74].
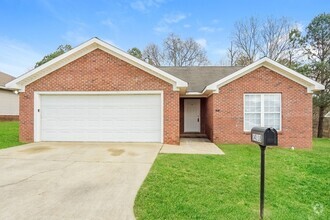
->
[0, 0, 328, 76]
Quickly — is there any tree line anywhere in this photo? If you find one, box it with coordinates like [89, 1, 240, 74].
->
[35, 13, 329, 137]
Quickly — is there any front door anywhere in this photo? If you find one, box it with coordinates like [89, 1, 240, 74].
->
[184, 99, 201, 132]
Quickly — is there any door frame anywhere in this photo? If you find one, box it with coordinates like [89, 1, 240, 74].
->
[183, 98, 201, 133]
[34, 91, 164, 143]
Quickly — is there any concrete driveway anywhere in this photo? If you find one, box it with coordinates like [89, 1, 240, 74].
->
[0, 142, 161, 220]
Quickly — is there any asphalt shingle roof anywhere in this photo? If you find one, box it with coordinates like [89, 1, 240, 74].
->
[159, 66, 243, 92]
[0, 71, 15, 87]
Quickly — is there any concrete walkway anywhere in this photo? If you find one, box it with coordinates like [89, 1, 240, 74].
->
[160, 138, 224, 155]
[0, 142, 161, 220]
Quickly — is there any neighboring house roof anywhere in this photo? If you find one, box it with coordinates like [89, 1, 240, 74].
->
[0, 71, 15, 90]
[204, 57, 325, 94]
[6, 37, 188, 92]
[160, 66, 243, 92]
[325, 112, 330, 118]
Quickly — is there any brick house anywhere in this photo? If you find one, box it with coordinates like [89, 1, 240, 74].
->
[6, 38, 324, 148]
[0, 71, 19, 121]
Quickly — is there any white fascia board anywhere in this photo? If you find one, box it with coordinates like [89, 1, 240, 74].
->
[263, 58, 324, 92]
[6, 37, 188, 91]
[0, 85, 16, 91]
[203, 57, 325, 94]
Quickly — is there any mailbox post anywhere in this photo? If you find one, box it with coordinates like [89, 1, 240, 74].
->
[251, 127, 278, 220]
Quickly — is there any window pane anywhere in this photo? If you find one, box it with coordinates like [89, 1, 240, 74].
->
[244, 94, 281, 131]
[264, 113, 280, 130]
[245, 95, 261, 113]
[264, 94, 280, 113]
[244, 113, 261, 131]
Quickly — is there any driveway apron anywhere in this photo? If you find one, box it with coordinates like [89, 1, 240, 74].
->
[0, 142, 161, 220]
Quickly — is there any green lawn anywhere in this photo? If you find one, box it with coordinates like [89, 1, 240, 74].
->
[0, 121, 23, 149]
[135, 139, 330, 220]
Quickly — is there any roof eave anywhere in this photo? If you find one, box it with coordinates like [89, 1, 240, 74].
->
[0, 85, 17, 91]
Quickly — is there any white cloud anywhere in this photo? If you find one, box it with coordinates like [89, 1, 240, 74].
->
[101, 18, 116, 28]
[154, 25, 170, 33]
[130, 0, 165, 12]
[183, 24, 191, 28]
[38, 0, 66, 23]
[196, 38, 207, 48]
[154, 12, 187, 33]
[62, 22, 91, 44]
[63, 30, 89, 44]
[163, 13, 186, 24]
[0, 37, 42, 77]
[212, 19, 220, 24]
[198, 26, 223, 33]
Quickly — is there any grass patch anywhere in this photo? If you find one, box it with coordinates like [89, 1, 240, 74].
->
[135, 139, 330, 219]
[0, 121, 23, 149]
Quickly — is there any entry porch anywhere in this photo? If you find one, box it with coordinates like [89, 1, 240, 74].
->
[180, 98, 209, 138]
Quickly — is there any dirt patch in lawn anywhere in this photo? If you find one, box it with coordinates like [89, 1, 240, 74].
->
[108, 148, 125, 156]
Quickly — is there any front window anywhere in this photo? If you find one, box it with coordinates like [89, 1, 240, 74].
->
[244, 94, 281, 131]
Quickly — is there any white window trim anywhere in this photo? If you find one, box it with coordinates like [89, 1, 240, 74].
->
[243, 93, 282, 132]
[34, 90, 164, 143]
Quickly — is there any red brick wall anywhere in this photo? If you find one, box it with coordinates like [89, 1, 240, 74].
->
[205, 95, 214, 140]
[210, 66, 313, 148]
[180, 99, 184, 134]
[20, 49, 180, 144]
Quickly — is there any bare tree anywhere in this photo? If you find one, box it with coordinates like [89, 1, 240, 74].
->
[259, 17, 294, 61]
[143, 33, 210, 66]
[143, 44, 164, 66]
[163, 34, 209, 66]
[232, 17, 260, 65]
[228, 16, 297, 66]
[227, 41, 239, 66]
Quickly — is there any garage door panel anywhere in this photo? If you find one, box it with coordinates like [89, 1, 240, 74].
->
[40, 94, 161, 142]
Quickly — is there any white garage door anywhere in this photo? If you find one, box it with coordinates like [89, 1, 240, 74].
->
[39, 94, 162, 142]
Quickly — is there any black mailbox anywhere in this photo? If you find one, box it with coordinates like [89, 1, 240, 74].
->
[251, 127, 278, 219]
[251, 127, 278, 146]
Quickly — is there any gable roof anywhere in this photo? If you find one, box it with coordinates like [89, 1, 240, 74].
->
[203, 57, 325, 94]
[6, 37, 188, 92]
[160, 66, 243, 92]
[0, 71, 15, 90]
